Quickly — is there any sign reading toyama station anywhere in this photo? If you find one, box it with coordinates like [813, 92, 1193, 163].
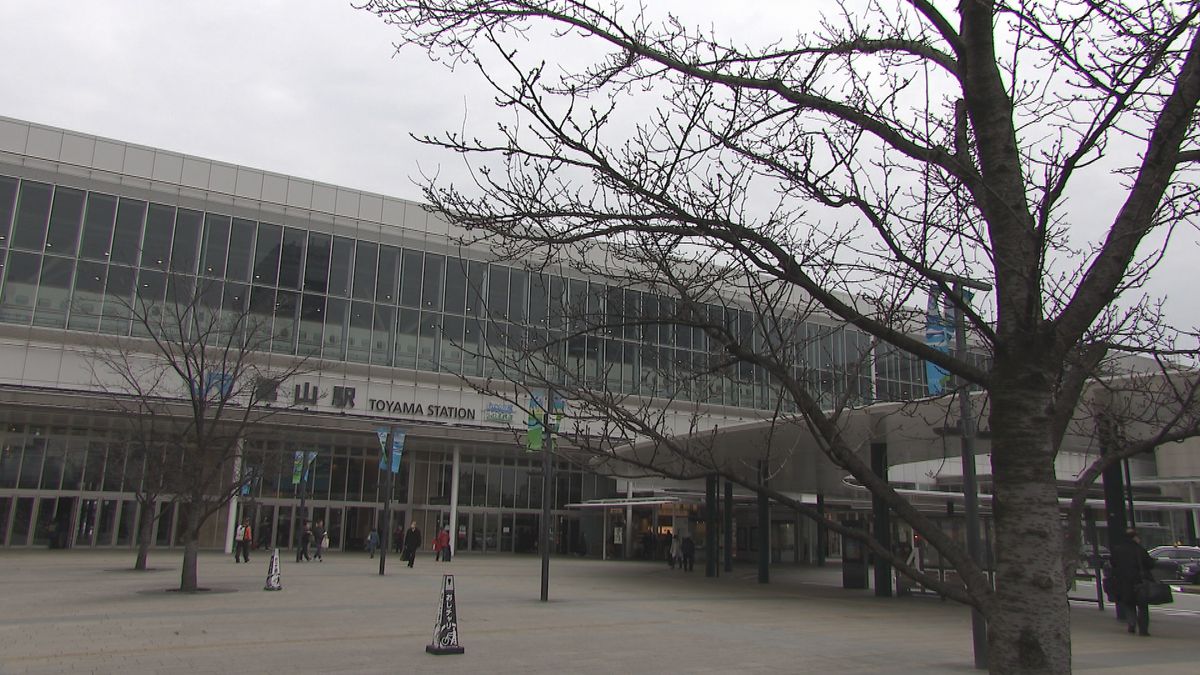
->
[284, 379, 486, 423]
[367, 398, 477, 420]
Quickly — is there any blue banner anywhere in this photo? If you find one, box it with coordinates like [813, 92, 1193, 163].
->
[925, 286, 952, 395]
[379, 427, 405, 473]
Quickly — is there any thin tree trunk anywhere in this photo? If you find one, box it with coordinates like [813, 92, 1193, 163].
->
[179, 506, 202, 592]
[986, 376, 1071, 675]
[134, 498, 154, 571]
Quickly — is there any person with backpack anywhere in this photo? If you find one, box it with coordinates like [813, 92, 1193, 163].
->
[234, 518, 253, 563]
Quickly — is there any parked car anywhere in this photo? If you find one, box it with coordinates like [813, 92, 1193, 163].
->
[1148, 545, 1200, 584]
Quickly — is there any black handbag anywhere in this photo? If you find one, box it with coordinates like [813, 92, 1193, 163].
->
[1136, 580, 1173, 605]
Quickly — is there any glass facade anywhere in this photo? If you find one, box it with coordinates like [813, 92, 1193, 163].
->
[0, 173, 926, 409]
[0, 170, 941, 552]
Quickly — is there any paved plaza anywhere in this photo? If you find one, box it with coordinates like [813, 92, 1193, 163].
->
[0, 549, 1197, 674]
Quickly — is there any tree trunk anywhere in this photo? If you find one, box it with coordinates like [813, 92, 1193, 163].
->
[178, 506, 202, 592]
[986, 374, 1071, 674]
[134, 498, 154, 571]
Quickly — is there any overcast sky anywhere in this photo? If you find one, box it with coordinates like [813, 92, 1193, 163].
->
[2, 1, 1195, 331]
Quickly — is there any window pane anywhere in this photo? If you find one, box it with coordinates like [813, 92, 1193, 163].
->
[376, 245, 400, 303]
[441, 314, 464, 374]
[529, 273, 548, 327]
[509, 270, 529, 325]
[200, 213, 230, 277]
[303, 232, 331, 293]
[487, 266, 508, 320]
[68, 260, 106, 332]
[418, 310, 441, 371]
[323, 297, 348, 361]
[347, 301, 372, 363]
[444, 257, 466, 315]
[422, 253, 445, 311]
[465, 260, 486, 316]
[352, 241, 377, 300]
[278, 227, 305, 290]
[400, 249, 423, 308]
[139, 203, 174, 270]
[0, 251, 40, 324]
[99, 265, 135, 335]
[252, 222, 282, 285]
[371, 304, 395, 366]
[45, 186, 85, 255]
[170, 208, 202, 274]
[298, 293, 325, 356]
[395, 307, 419, 369]
[11, 181, 52, 251]
[273, 289, 298, 354]
[110, 198, 145, 266]
[227, 218, 255, 282]
[223, 282, 249, 327]
[33, 255, 73, 328]
[131, 269, 166, 337]
[79, 193, 117, 262]
[0, 175, 17, 246]
[329, 236, 353, 297]
[249, 285, 276, 343]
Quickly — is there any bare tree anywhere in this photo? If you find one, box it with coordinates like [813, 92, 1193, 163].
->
[361, 2, 1200, 672]
[90, 276, 306, 591]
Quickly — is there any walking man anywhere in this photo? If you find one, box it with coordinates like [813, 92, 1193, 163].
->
[1111, 528, 1156, 636]
[312, 520, 326, 561]
[296, 520, 312, 562]
[402, 521, 423, 568]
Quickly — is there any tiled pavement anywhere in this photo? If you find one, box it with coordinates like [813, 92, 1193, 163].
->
[0, 549, 1196, 674]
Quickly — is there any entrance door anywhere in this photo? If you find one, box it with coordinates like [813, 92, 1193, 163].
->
[471, 512, 498, 553]
[76, 498, 98, 547]
[345, 506, 374, 552]
[514, 514, 537, 553]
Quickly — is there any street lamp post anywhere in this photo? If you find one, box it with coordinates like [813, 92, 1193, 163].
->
[935, 271, 992, 671]
[379, 428, 394, 576]
[540, 389, 556, 602]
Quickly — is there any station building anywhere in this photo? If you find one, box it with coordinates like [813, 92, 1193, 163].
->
[0, 116, 1196, 567]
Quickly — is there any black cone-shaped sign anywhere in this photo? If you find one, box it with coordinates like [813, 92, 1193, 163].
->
[264, 547, 282, 591]
[426, 574, 465, 655]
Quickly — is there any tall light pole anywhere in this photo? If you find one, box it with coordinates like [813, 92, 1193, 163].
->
[934, 271, 992, 671]
[539, 389, 556, 602]
[377, 427, 394, 576]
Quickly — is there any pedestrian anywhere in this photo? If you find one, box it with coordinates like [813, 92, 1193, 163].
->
[1110, 527, 1156, 636]
[296, 521, 312, 562]
[403, 521, 423, 568]
[393, 523, 404, 553]
[434, 526, 452, 562]
[258, 518, 272, 551]
[234, 518, 253, 563]
[312, 520, 326, 562]
[669, 532, 682, 570]
[681, 536, 696, 572]
[366, 528, 379, 558]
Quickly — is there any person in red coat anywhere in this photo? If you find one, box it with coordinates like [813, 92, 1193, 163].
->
[434, 527, 452, 562]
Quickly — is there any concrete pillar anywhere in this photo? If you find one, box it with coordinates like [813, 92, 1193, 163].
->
[624, 482, 634, 560]
[724, 480, 733, 573]
[448, 446, 461, 556]
[705, 474, 718, 577]
[816, 493, 826, 567]
[757, 461, 769, 584]
[871, 441, 892, 597]
[223, 439, 244, 555]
